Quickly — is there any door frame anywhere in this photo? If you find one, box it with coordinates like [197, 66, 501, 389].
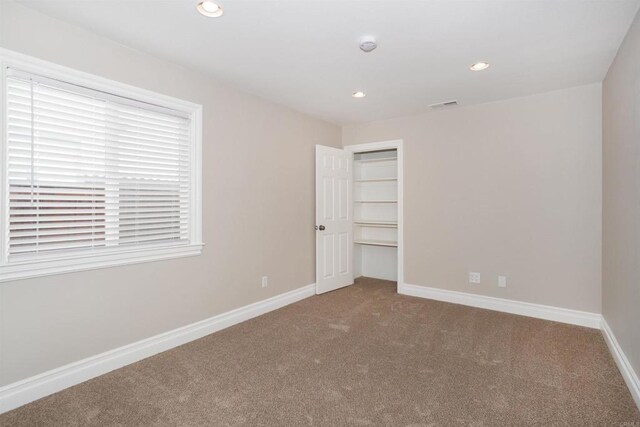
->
[343, 139, 404, 292]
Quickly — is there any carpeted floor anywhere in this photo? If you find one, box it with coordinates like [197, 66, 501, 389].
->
[1, 277, 639, 426]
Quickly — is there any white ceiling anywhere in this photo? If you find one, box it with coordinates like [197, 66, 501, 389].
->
[16, 0, 640, 124]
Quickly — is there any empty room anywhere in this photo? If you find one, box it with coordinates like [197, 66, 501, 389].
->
[0, 0, 639, 425]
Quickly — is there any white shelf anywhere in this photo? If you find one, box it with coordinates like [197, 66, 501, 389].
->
[354, 239, 398, 247]
[354, 200, 397, 203]
[354, 178, 397, 182]
[354, 220, 398, 228]
[354, 157, 397, 164]
[354, 151, 398, 256]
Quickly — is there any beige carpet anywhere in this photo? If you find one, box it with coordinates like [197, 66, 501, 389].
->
[1, 277, 639, 426]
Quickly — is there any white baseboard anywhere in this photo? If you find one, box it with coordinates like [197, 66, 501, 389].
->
[601, 318, 640, 409]
[399, 283, 602, 329]
[0, 283, 316, 415]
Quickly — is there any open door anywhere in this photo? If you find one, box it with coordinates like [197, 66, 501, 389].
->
[315, 145, 353, 294]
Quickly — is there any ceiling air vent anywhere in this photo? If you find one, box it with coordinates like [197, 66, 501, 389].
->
[429, 100, 458, 109]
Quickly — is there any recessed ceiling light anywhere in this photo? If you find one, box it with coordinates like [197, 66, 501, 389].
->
[469, 61, 490, 71]
[352, 91, 366, 98]
[197, 1, 224, 17]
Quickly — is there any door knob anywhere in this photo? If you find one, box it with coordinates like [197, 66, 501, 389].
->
[318, 225, 326, 231]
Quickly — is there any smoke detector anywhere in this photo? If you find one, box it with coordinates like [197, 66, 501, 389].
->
[359, 36, 377, 53]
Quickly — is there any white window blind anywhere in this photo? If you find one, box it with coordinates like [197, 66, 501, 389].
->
[5, 69, 192, 261]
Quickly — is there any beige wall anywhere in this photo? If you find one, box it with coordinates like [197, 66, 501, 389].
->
[343, 84, 603, 313]
[603, 10, 640, 379]
[0, 1, 341, 386]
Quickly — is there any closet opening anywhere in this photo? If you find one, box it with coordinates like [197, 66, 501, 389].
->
[348, 141, 403, 292]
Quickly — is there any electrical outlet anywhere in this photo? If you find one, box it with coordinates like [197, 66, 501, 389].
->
[498, 275, 507, 288]
[469, 272, 481, 284]
[261, 276, 268, 288]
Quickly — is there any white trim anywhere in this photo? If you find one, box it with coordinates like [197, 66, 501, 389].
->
[343, 140, 404, 289]
[601, 318, 640, 409]
[0, 243, 204, 282]
[399, 283, 602, 329]
[0, 282, 316, 414]
[0, 48, 204, 282]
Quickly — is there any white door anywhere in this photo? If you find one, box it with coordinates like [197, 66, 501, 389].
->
[315, 145, 353, 294]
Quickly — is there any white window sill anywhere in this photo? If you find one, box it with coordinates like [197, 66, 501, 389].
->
[0, 243, 204, 283]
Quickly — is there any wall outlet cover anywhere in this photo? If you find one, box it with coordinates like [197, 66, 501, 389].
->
[498, 276, 507, 288]
[261, 276, 269, 288]
[469, 272, 481, 284]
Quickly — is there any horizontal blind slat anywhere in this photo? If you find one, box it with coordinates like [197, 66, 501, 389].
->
[9, 154, 188, 172]
[9, 212, 188, 224]
[8, 167, 190, 179]
[8, 136, 190, 158]
[9, 220, 187, 245]
[9, 118, 190, 149]
[8, 96, 189, 132]
[9, 178, 188, 191]
[8, 142, 190, 166]
[10, 217, 185, 231]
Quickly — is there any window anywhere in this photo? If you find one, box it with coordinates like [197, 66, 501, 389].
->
[0, 50, 203, 281]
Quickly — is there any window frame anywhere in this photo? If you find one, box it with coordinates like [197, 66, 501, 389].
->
[0, 48, 203, 282]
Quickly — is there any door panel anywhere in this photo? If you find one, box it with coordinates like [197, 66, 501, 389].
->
[338, 232, 349, 274]
[316, 145, 353, 294]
